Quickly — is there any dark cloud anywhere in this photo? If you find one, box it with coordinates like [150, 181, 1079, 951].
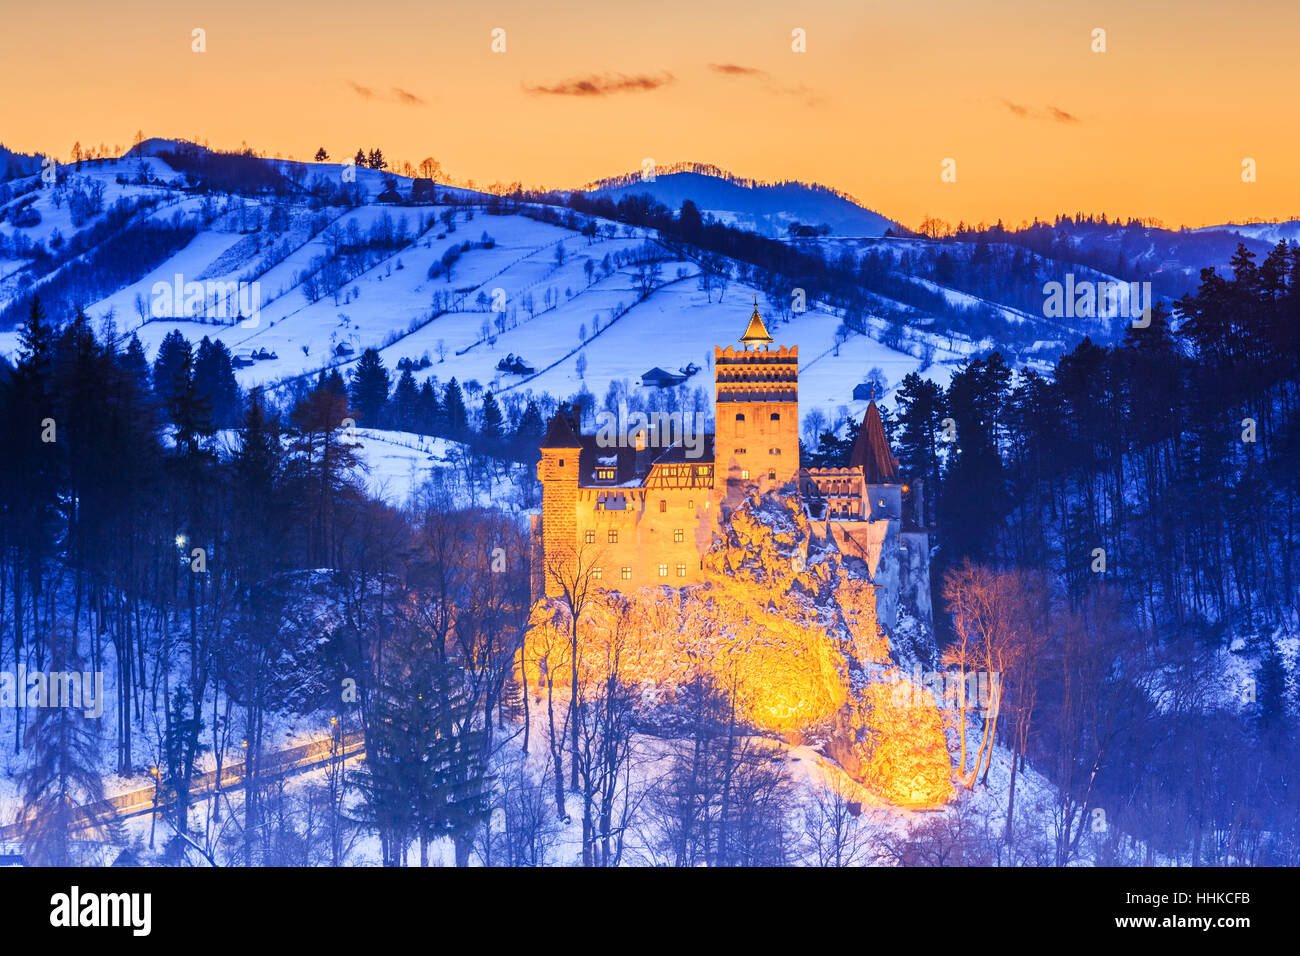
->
[525, 72, 675, 96]
[346, 81, 425, 107]
[1000, 99, 1081, 124]
[392, 87, 424, 107]
[709, 63, 767, 77]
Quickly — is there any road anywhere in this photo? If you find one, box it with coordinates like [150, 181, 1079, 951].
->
[1, 732, 366, 843]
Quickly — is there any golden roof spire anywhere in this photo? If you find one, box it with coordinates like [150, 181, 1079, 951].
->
[740, 296, 773, 349]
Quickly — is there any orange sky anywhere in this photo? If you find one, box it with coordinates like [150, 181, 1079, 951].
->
[3, 0, 1298, 229]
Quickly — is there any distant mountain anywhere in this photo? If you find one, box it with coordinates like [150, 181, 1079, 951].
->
[581, 164, 898, 239]
[1193, 220, 1300, 246]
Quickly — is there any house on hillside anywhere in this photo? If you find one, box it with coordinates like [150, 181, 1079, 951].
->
[640, 367, 687, 388]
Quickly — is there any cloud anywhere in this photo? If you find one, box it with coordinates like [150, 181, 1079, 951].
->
[709, 63, 767, 78]
[709, 63, 823, 107]
[999, 99, 1081, 124]
[346, 81, 425, 107]
[524, 72, 675, 96]
[391, 87, 425, 107]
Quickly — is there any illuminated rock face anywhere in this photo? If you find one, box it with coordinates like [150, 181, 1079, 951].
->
[524, 491, 954, 806]
[843, 680, 956, 808]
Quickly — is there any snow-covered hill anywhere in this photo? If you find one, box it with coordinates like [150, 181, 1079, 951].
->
[583, 165, 897, 238]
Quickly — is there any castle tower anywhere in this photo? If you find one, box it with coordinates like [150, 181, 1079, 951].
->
[850, 396, 902, 521]
[537, 406, 583, 597]
[714, 302, 799, 498]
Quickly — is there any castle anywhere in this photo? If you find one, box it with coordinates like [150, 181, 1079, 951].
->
[531, 304, 931, 633]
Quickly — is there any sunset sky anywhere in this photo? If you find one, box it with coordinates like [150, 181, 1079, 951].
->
[4, 0, 1299, 229]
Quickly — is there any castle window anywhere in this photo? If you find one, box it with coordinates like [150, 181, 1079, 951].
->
[769, 447, 781, 455]
[658, 564, 668, 578]
[621, 567, 632, 580]
[659, 499, 667, 513]
[608, 530, 618, 544]
[734, 448, 746, 455]
[676, 563, 687, 577]
[735, 413, 746, 421]
[558, 459, 565, 467]
[688, 499, 695, 510]
[593, 567, 603, 580]
[770, 413, 780, 421]
[585, 531, 595, 544]
[674, 529, 684, 543]
[768, 469, 777, 480]
[596, 467, 615, 481]
[741, 469, 750, 480]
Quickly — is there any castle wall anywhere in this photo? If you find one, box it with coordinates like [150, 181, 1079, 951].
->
[568, 486, 714, 589]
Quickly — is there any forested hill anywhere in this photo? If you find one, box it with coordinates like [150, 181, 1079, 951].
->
[876, 241, 1300, 862]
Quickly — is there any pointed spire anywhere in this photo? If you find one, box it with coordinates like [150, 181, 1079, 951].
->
[739, 296, 773, 349]
[540, 404, 582, 449]
[850, 397, 899, 483]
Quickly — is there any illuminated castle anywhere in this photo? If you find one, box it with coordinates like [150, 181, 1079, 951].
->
[531, 304, 931, 631]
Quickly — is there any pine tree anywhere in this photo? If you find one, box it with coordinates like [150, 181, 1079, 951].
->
[442, 378, 468, 439]
[16, 625, 108, 866]
[193, 336, 242, 428]
[514, 399, 545, 460]
[152, 329, 192, 410]
[481, 391, 505, 445]
[391, 369, 420, 433]
[349, 348, 391, 427]
[315, 147, 329, 162]
[416, 379, 441, 435]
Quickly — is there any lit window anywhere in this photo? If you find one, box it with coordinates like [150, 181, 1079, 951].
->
[621, 567, 632, 580]
[608, 530, 618, 544]
[597, 467, 615, 481]
[659, 499, 667, 513]
[658, 564, 668, 577]
[674, 529, 684, 543]
[585, 531, 595, 544]
[593, 567, 603, 580]
[676, 563, 687, 577]
[741, 469, 750, 480]
[688, 499, 695, 510]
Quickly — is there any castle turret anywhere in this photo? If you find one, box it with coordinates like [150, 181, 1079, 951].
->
[714, 302, 799, 498]
[537, 406, 583, 596]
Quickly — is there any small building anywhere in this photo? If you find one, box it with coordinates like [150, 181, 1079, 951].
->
[641, 366, 686, 388]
